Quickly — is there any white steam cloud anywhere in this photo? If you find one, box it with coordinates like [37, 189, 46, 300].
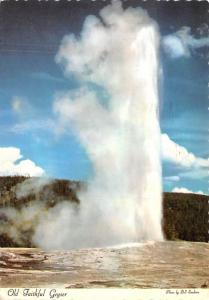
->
[163, 26, 209, 58]
[0, 177, 59, 246]
[0, 201, 46, 246]
[32, 0, 164, 250]
[15, 177, 53, 199]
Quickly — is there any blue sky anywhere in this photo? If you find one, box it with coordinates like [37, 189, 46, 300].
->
[0, 0, 208, 194]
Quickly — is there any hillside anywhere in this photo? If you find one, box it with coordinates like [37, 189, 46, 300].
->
[0, 176, 208, 247]
[163, 192, 208, 242]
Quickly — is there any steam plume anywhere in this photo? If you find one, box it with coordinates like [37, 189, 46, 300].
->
[22, 0, 164, 249]
[33, 1, 164, 249]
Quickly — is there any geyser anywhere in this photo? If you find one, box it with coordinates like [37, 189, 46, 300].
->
[34, 1, 164, 249]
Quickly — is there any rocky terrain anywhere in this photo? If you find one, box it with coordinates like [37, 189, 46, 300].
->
[0, 241, 209, 288]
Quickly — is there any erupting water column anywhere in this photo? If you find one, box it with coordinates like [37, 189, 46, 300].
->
[132, 26, 163, 240]
[52, 1, 164, 248]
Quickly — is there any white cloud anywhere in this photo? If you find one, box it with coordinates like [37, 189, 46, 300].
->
[161, 133, 209, 169]
[172, 187, 204, 195]
[164, 175, 180, 182]
[163, 35, 188, 58]
[10, 119, 55, 134]
[11, 97, 31, 114]
[179, 168, 209, 180]
[0, 147, 45, 177]
[163, 26, 209, 59]
[12, 97, 23, 113]
[31, 72, 65, 83]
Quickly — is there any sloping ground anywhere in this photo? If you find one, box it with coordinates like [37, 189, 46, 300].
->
[0, 176, 208, 246]
[0, 241, 209, 288]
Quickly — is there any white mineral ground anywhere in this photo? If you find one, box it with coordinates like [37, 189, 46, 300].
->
[0, 241, 209, 288]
